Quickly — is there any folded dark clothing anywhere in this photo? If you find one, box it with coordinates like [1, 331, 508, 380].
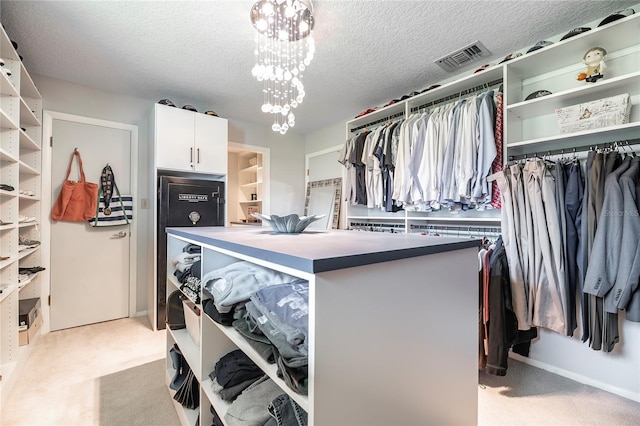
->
[190, 259, 201, 280]
[19, 266, 46, 273]
[174, 268, 191, 284]
[232, 317, 277, 364]
[183, 243, 201, 254]
[215, 349, 264, 388]
[210, 375, 260, 401]
[203, 299, 234, 326]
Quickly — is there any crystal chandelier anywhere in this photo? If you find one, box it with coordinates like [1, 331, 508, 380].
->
[250, 0, 315, 134]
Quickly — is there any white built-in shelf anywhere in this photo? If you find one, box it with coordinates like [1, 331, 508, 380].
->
[507, 71, 640, 119]
[202, 377, 231, 424]
[0, 257, 15, 270]
[18, 194, 40, 201]
[506, 121, 640, 155]
[0, 71, 18, 97]
[166, 369, 200, 426]
[0, 109, 19, 130]
[18, 161, 39, 175]
[19, 130, 40, 151]
[0, 189, 17, 198]
[18, 274, 37, 290]
[240, 181, 262, 188]
[0, 283, 17, 303]
[506, 14, 640, 79]
[407, 65, 504, 110]
[19, 99, 40, 126]
[407, 216, 501, 222]
[0, 148, 18, 163]
[0, 223, 14, 231]
[18, 222, 39, 229]
[239, 165, 261, 173]
[168, 327, 202, 380]
[204, 312, 309, 411]
[19, 64, 41, 100]
[238, 200, 262, 204]
[18, 246, 40, 260]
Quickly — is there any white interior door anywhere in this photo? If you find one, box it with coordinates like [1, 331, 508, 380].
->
[49, 118, 134, 331]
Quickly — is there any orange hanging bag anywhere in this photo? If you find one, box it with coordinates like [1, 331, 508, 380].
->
[51, 149, 99, 222]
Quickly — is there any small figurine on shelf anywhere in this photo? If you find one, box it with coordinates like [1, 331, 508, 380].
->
[577, 47, 607, 83]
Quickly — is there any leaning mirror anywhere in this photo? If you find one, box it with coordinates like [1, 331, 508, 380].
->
[303, 178, 342, 230]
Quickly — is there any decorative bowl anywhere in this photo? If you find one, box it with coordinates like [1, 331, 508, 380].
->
[251, 213, 326, 233]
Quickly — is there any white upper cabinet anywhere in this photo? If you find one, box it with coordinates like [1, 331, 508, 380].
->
[194, 112, 228, 175]
[153, 103, 228, 174]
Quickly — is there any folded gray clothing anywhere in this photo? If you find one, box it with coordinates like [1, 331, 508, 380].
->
[172, 252, 201, 267]
[251, 280, 309, 352]
[175, 263, 192, 273]
[225, 375, 283, 426]
[202, 261, 298, 313]
[210, 375, 260, 402]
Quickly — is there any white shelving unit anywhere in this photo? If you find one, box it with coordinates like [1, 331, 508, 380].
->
[165, 227, 480, 425]
[227, 148, 265, 227]
[504, 13, 640, 155]
[342, 12, 640, 232]
[0, 22, 44, 415]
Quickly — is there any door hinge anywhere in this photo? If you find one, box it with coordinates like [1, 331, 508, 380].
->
[50, 136, 53, 147]
[306, 169, 309, 176]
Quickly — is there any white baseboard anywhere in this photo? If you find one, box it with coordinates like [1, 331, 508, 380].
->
[510, 353, 640, 403]
[135, 310, 148, 317]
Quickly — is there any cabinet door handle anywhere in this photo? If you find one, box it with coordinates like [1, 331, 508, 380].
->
[197, 148, 200, 164]
[190, 147, 193, 163]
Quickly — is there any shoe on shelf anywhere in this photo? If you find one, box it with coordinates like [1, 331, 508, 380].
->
[0, 219, 12, 225]
[19, 236, 40, 248]
[18, 273, 30, 283]
[18, 215, 37, 223]
[0, 184, 15, 191]
[19, 190, 36, 197]
[19, 266, 45, 273]
[0, 255, 10, 261]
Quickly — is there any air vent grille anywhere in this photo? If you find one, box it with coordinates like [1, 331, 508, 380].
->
[434, 40, 491, 72]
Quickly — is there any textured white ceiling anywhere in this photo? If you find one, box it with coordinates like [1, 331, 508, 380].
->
[1, 0, 636, 134]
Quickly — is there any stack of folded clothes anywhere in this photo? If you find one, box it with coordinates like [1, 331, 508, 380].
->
[201, 259, 310, 396]
[209, 349, 308, 426]
[172, 244, 201, 304]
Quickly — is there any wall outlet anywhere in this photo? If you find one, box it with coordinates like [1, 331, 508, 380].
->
[140, 198, 148, 209]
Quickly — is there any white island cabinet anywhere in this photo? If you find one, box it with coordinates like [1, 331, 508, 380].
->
[165, 226, 480, 426]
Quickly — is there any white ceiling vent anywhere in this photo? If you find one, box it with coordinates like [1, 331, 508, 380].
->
[434, 40, 491, 72]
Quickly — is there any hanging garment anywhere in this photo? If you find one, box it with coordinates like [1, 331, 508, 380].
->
[490, 92, 504, 209]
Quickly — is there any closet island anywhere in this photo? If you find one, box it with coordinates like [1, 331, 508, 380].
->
[165, 226, 481, 426]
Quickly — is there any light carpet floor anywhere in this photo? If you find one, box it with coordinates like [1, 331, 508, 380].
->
[2, 316, 639, 425]
[1, 316, 178, 426]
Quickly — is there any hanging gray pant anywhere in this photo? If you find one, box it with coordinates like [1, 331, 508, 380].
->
[578, 150, 595, 342]
[555, 161, 571, 335]
[496, 168, 529, 330]
[563, 161, 583, 336]
[525, 160, 566, 334]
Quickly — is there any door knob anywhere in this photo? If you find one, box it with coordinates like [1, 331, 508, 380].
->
[111, 231, 127, 239]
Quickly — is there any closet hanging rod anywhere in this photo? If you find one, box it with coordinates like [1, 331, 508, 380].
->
[349, 111, 405, 133]
[507, 138, 640, 162]
[411, 78, 503, 113]
[410, 223, 501, 233]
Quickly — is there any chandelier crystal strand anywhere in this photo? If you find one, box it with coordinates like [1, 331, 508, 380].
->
[251, 0, 314, 134]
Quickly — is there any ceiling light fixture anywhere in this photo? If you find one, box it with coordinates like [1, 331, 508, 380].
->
[250, 0, 315, 135]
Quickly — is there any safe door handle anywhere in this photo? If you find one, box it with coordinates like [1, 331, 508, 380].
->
[111, 231, 127, 239]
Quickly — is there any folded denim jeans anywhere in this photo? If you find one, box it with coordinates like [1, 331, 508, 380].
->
[225, 375, 283, 426]
[265, 393, 308, 426]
